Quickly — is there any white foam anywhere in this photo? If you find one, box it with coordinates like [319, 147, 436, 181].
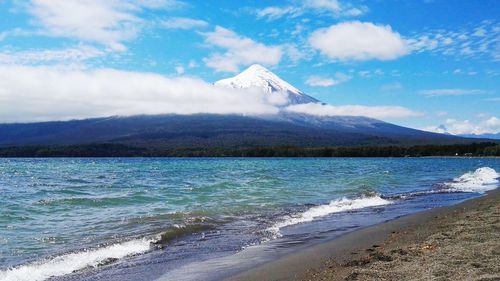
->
[0, 238, 155, 281]
[267, 195, 392, 237]
[444, 167, 499, 193]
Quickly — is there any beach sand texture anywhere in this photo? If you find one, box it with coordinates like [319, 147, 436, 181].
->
[229, 189, 500, 281]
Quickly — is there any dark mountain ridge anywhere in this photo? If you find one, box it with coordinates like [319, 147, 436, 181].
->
[0, 113, 483, 149]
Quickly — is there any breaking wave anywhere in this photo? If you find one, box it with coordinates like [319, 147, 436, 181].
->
[444, 167, 499, 193]
[0, 221, 216, 281]
[267, 195, 392, 237]
[0, 238, 154, 281]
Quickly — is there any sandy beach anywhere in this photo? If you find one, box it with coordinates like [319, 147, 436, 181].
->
[229, 189, 500, 281]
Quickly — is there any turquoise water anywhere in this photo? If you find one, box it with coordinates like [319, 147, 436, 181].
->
[0, 158, 499, 281]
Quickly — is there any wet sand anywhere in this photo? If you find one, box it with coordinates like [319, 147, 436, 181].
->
[228, 189, 500, 281]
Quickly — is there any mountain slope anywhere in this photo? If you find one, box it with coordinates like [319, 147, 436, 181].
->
[278, 113, 455, 142]
[0, 114, 395, 148]
[0, 114, 475, 149]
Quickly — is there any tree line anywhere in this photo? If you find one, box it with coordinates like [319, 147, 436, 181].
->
[0, 142, 498, 157]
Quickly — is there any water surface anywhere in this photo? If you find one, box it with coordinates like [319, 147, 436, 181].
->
[0, 158, 498, 281]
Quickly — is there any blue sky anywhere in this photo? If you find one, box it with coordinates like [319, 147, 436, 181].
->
[0, 0, 499, 135]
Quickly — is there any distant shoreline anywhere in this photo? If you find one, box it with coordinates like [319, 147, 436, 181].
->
[0, 142, 499, 157]
[228, 188, 500, 281]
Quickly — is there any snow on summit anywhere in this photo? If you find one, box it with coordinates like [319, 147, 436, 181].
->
[215, 64, 318, 105]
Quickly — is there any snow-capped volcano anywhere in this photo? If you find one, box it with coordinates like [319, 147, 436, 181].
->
[215, 64, 318, 105]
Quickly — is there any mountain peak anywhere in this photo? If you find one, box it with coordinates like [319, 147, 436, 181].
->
[215, 64, 318, 105]
[245, 64, 270, 72]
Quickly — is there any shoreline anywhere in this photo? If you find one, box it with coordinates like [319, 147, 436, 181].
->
[227, 188, 500, 281]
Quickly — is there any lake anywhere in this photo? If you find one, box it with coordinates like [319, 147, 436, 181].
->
[0, 158, 498, 281]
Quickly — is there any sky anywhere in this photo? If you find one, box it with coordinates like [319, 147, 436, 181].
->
[0, 0, 499, 135]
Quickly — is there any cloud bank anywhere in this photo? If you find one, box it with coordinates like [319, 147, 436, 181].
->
[285, 103, 421, 119]
[0, 65, 420, 123]
[424, 117, 500, 135]
[0, 65, 282, 122]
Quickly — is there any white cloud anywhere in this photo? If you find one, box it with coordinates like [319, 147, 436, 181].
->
[309, 21, 409, 61]
[356, 68, 385, 78]
[161, 17, 208, 29]
[305, 72, 351, 87]
[418, 88, 484, 97]
[0, 45, 105, 65]
[473, 27, 486, 37]
[424, 117, 500, 135]
[285, 103, 421, 119]
[256, 0, 367, 20]
[423, 124, 448, 134]
[202, 26, 282, 72]
[26, 0, 181, 51]
[188, 60, 198, 68]
[485, 117, 500, 128]
[357, 70, 371, 78]
[305, 76, 335, 87]
[174, 65, 184, 74]
[304, 0, 341, 12]
[256, 6, 301, 20]
[380, 82, 402, 91]
[343, 7, 365, 17]
[407, 21, 500, 61]
[0, 65, 284, 122]
[283, 44, 309, 63]
[406, 35, 439, 52]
